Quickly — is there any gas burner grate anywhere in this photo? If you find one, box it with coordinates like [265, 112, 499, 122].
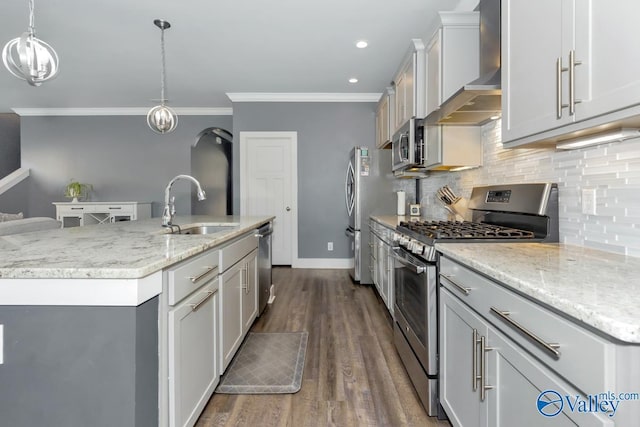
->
[398, 220, 536, 240]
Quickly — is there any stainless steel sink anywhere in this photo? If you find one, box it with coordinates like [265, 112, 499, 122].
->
[170, 223, 240, 235]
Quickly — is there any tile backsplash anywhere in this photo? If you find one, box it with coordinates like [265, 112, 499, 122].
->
[410, 120, 640, 257]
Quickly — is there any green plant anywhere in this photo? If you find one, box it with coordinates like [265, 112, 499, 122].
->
[64, 180, 93, 201]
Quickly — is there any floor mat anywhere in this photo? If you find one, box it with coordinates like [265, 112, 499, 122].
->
[216, 331, 308, 394]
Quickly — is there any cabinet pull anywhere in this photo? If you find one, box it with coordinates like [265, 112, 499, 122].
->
[441, 274, 470, 295]
[556, 57, 569, 119]
[188, 266, 215, 284]
[71, 207, 84, 210]
[189, 291, 214, 311]
[568, 50, 582, 116]
[490, 307, 560, 358]
[472, 329, 479, 391]
[480, 336, 494, 401]
[241, 264, 248, 294]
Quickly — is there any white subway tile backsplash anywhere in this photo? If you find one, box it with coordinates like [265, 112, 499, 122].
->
[416, 119, 640, 257]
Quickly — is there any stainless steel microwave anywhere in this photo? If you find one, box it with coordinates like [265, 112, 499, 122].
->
[392, 118, 424, 171]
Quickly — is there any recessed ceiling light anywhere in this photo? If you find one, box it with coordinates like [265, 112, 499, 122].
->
[349, 78, 358, 84]
[356, 40, 368, 49]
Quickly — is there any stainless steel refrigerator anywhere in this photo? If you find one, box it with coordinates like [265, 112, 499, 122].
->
[344, 146, 394, 284]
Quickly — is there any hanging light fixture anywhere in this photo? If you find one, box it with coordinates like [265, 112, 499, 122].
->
[147, 19, 178, 134]
[2, 0, 59, 86]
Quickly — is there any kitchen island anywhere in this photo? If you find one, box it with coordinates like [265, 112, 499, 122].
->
[0, 215, 273, 427]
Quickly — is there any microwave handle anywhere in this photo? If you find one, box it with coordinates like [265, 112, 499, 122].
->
[396, 132, 408, 162]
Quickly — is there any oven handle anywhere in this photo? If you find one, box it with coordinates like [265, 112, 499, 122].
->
[391, 248, 426, 274]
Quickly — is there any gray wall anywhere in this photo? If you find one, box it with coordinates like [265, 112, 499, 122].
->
[0, 113, 20, 178]
[0, 297, 159, 427]
[20, 115, 232, 218]
[232, 102, 385, 259]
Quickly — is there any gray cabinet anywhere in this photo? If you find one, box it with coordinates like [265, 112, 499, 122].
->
[375, 87, 394, 149]
[168, 280, 218, 427]
[439, 257, 617, 426]
[219, 233, 259, 374]
[502, 0, 640, 147]
[369, 220, 395, 316]
[393, 39, 425, 134]
[163, 248, 220, 427]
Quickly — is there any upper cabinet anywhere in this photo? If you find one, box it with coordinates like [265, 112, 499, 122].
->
[502, 0, 640, 147]
[392, 39, 425, 134]
[426, 12, 479, 117]
[375, 87, 395, 149]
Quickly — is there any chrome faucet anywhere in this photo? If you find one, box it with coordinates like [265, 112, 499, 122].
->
[161, 174, 206, 227]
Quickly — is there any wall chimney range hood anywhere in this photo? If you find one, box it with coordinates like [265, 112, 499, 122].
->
[425, 0, 501, 126]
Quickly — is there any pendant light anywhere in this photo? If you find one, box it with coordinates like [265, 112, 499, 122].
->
[2, 0, 59, 86]
[147, 19, 178, 134]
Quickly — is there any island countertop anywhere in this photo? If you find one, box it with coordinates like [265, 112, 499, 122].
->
[436, 242, 640, 344]
[0, 215, 273, 280]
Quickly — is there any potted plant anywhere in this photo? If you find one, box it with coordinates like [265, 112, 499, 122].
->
[64, 180, 93, 202]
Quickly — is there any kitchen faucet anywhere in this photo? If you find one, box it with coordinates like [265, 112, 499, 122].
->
[162, 174, 206, 227]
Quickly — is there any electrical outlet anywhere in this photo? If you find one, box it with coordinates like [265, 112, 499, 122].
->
[0, 324, 3, 365]
[582, 188, 597, 215]
[327, 242, 333, 251]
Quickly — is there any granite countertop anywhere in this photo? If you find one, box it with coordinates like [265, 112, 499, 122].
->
[0, 215, 273, 280]
[436, 242, 640, 344]
[370, 215, 414, 229]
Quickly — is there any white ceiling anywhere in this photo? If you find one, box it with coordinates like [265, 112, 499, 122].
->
[0, 0, 476, 113]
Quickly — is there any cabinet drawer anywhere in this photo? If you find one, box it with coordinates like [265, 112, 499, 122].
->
[219, 233, 258, 272]
[440, 256, 616, 395]
[168, 250, 219, 305]
[103, 204, 134, 214]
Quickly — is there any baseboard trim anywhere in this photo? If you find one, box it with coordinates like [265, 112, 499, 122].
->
[292, 258, 354, 269]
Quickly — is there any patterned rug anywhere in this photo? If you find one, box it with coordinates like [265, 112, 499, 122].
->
[216, 331, 308, 394]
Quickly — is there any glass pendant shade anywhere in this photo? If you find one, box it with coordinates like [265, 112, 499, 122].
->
[2, 0, 59, 86]
[147, 19, 178, 134]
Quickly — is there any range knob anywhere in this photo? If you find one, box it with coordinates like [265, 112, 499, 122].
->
[413, 243, 424, 255]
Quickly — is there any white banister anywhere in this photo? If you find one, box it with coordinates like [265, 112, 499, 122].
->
[0, 168, 30, 196]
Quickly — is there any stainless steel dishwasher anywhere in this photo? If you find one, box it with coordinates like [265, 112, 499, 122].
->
[256, 222, 273, 315]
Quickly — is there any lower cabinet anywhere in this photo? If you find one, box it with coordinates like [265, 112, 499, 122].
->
[368, 220, 395, 316]
[168, 280, 219, 427]
[219, 248, 258, 374]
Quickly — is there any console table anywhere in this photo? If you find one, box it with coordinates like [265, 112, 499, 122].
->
[53, 201, 152, 228]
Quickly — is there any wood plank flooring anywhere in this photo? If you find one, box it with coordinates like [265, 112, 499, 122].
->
[196, 267, 450, 427]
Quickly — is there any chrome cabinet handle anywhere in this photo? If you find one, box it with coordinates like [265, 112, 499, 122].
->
[472, 329, 479, 391]
[441, 274, 471, 295]
[490, 307, 560, 358]
[556, 57, 569, 118]
[189, 291, 214, 312]
[241, 264, 248, 293]
[189, 266, 215, 284]
[568, 50, 582, 116]
[480, 336, 494, 401]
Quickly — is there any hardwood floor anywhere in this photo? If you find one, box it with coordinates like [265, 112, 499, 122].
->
[196, 267, 450, 427]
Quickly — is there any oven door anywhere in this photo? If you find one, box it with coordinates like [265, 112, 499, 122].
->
[392, 247, 437, 376]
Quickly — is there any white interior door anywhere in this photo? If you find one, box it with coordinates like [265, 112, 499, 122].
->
[240, 132, 297, 265]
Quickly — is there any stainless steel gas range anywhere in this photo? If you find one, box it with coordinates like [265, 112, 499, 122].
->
[391, 183, 559, 417]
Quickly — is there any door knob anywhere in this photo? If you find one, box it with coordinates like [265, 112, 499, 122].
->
[286, 206, 291, 211]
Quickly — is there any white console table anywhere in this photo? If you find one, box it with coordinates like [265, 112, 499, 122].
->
[53, 201, 152, 228]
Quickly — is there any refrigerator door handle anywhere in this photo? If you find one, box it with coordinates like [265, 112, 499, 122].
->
[345, 161, 355, 216]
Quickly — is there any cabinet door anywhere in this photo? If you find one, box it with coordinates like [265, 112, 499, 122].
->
[168, 281, 218, 427]
[440, 289, 488, 427]
[220, 261, 244, 373]
[576, 1, 640, 121]
[502, 0, 574, 143]
[487, 328, 613, 427]
[242, 250, 258, 333]
[377, 240, 387, 306]
[426, 30, 441, 116]
[394, 70, 407, 131]
[385, 244, 394, 317]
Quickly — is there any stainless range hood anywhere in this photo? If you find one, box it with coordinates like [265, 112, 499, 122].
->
[425, 0, 501, 126]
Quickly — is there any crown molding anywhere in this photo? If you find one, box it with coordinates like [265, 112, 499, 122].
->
[11, 107, 233, 117]
[225, 92, 382, 103]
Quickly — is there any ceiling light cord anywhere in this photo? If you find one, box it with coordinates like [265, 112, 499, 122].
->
[147, 19, 178, 134]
